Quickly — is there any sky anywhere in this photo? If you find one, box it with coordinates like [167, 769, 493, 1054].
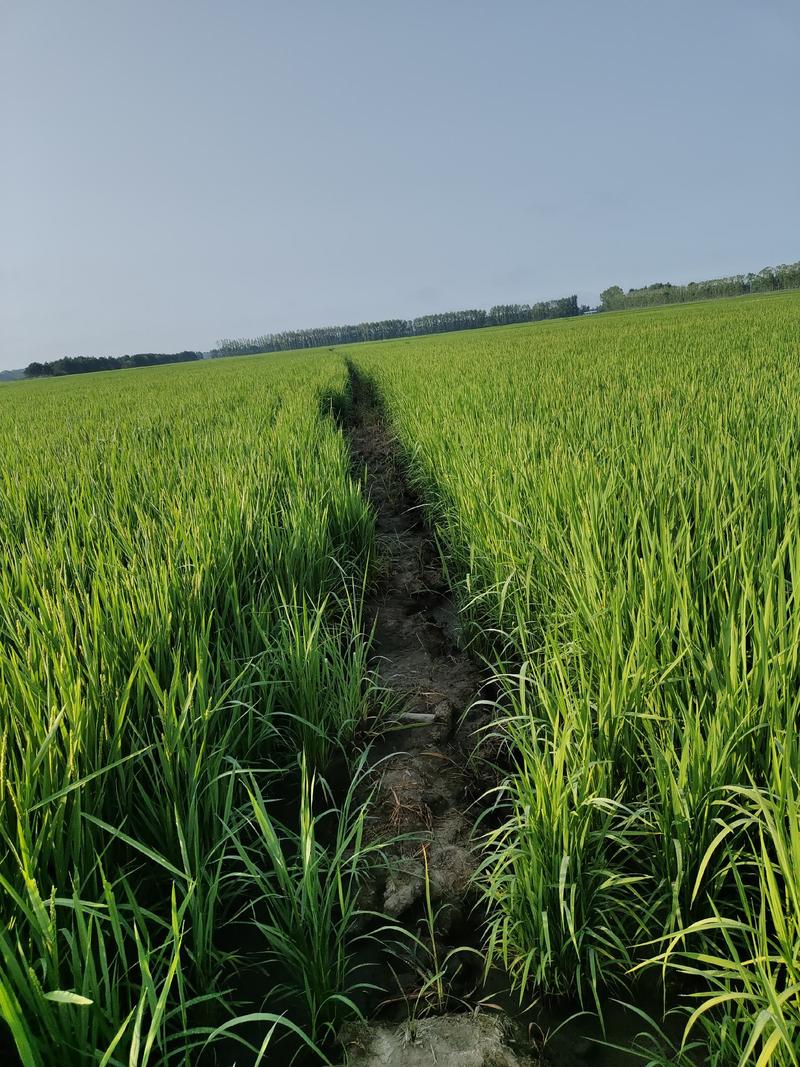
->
[1, 1, 799, 370]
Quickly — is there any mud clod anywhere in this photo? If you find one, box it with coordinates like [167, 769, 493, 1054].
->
[341, 1015, 540, 1067]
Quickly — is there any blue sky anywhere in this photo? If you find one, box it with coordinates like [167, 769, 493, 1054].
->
[1, 0, 798, 369]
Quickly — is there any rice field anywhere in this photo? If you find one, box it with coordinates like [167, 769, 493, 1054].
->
[2, 291, 800, 1065]
[348, 290, 800, 1065]
[0, 353, 379, 1063]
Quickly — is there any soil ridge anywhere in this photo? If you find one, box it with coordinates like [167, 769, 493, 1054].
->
[336, 367, 543, 1067]
[344, 366, 490, 939]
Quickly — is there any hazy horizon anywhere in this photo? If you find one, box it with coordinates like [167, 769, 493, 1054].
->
[2, 0, 799, 371]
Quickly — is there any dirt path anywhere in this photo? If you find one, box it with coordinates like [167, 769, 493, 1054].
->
[346, 368, 489, 937]
[338, 368, 542, 1065]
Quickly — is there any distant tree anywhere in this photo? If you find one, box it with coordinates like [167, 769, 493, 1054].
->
[751, 268, 776, 293]
[24, 351, 202, 379]
[531, 295, 579, 320]
[488, 304, 532, 326]
[214, 297, 593, 359]
[598, 260, 799, 312]
[600, 286, 625, 311]
[776, 262, 800, 290]
[24, 362, 49, 378]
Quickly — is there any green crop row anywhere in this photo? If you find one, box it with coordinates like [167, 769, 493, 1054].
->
[348, 291, 800, 1065]
[0, 353, 379, 1064]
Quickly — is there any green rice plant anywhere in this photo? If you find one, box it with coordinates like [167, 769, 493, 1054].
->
[346, 291, 800, 1049]
[650, 733, 800, 1066]
[225, 753, 384, 1051]
[479, 659, 649, 1010]
[0, 351, 379, 1061]
[260, 585, 376, 769]
[0, 870, 211, 1065]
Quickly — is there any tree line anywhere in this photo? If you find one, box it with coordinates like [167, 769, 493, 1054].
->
[600, 260, 800, 312]
[212, 256, 794, 357]
[24, 351, 202, 379]
[212, 296, 583, 356]
[14, 256, 800, 379]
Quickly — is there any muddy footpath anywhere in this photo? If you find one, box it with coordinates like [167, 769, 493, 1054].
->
[337, 369, 661, 1067]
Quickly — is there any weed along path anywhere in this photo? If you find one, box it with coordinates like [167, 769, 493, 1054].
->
[338, 367, 535, 1066]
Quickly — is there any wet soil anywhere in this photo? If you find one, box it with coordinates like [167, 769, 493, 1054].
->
[344, 368, 492, 947]
[341, 1014, 538, 1067]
